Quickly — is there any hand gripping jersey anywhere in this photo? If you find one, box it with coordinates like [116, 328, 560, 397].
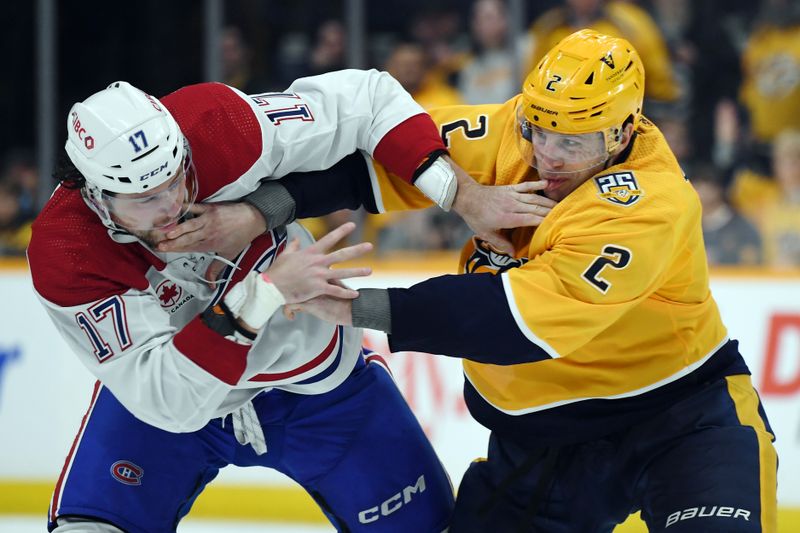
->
[28, 70, 445, 432]
[365, 97, 750, 444]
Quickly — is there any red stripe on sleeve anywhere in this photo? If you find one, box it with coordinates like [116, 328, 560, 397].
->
[373, 113, 446, 183]
[173, 317, 250, 385]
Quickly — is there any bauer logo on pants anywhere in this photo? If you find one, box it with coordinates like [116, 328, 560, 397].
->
[110, 460, 144, 485]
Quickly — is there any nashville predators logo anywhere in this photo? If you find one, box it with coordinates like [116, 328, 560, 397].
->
[464, 238, 528, 274]
[594, 172, 643, 207]
[600, 52, 615, 69]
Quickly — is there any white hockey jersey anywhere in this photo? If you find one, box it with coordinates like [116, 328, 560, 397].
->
[28, 70, 442, 433]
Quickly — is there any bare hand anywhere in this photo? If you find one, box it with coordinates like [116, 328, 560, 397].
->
[284, 295, 354, 325]
[156, 202, 267, 283]
[268, 222, 372, 304]
[157, 202, 266, 254]
[449, 158, 555, 254]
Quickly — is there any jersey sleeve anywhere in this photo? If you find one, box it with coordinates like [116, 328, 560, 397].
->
[34, 287, 250, 433]
[242, 69, 444, 183]
[387, 209, 676, 362]
[259, 100, 514, 217]
[364, 101, 513, 213]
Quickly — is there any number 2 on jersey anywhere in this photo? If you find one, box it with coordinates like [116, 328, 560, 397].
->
[582, 245, 632, 293]
[440, 115, 488, 148]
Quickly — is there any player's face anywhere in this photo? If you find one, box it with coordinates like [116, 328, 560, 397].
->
[531, 127, 607, 201]
[102, 153, 198, 244]
[516, 105, 610, 201]
[127, 226, 173, 248]
[109, 170, 187, 229]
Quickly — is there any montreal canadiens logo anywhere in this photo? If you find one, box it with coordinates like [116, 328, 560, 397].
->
[110, 460, 143, 486]
[155, 280, 183, 307]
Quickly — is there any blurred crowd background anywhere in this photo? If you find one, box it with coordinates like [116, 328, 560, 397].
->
[2, 0, 799, 268]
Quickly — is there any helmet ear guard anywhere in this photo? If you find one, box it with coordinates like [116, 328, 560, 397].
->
[520, 29, 645, 159]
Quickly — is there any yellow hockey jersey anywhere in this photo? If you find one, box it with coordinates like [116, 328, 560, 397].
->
[367, 97, 748, 443]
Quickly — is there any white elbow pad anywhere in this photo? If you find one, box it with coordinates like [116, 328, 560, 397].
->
[414, 157, 457, 211]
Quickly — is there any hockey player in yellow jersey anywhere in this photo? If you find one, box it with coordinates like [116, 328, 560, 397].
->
[158, 30, 778, 533]
[268, 30, 777, 532]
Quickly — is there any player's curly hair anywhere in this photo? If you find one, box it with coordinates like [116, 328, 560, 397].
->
[52, 150, 86, 190]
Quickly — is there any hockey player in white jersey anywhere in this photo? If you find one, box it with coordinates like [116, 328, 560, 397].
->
[27, 70, 543, 533]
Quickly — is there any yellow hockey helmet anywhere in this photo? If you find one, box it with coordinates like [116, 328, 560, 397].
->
[520, 29, 645, 156]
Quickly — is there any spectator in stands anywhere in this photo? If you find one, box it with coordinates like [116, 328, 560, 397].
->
[220, 26, 271, 94]
[692, 163, 762, 266]
[457, 0, 517, 105]
[0, 179, 32, 257]
[305, 20, 348, 76]
[711, 98, 744, 178]
[407, 6, 470, 90]
[525, 0, 680, 115]
[760, 129, 800, 268]
[1, 149, 38, 221]
[726, 0, 800, 227]
[386, 41, 464, 109]
[646, 0, 743, 165]
[739, 0, 800, 147]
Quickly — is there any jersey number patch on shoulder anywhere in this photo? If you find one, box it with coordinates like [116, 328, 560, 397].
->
[75, 296, 132, 363]
[582, 245, 632, 294]
[440, 115, 488, 148]
[594, 172, 643, 206]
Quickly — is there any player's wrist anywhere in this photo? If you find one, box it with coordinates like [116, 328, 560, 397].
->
[242, 202, 268, 236]
[352, 289, 392, 333]
[218, 271, 287, 342]
[450, 166, 481, 219]
[413, 151, 458, 211]
[243, 180, 297, 230]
